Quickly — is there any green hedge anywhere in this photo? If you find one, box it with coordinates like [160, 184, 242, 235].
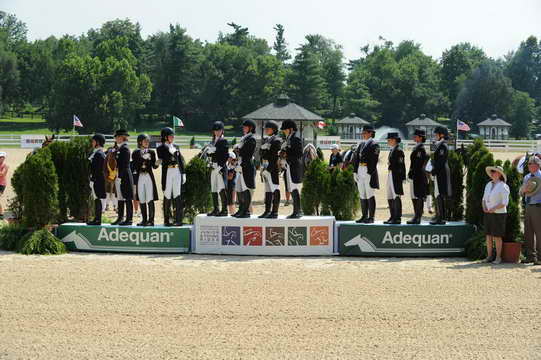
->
[183, 157, 211, 223]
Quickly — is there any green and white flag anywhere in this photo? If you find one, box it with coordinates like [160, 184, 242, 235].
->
[172, 116, 184, 128]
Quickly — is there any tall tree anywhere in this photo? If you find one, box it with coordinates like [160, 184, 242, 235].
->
[273, 24, 290, 63]
[0, 11, 27, 50]
[440, 43, 487, 106]
[286, 46, 325, 110]
[506, 36, 541, 104]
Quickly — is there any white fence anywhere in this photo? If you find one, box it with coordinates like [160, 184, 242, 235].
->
[1, 134, 541, 153]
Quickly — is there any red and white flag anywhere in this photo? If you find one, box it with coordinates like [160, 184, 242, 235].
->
[457, 120, 470, 131]
[316, 121, 326, 129]
[73, 115, 83, 128]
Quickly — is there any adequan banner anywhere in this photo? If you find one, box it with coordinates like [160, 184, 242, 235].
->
[194, 215, 335, 255]
[56, 223, 191, 253]
[338, 221, 475, 256]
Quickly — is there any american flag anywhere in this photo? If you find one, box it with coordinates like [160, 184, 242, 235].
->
[457, 120, 470, 131]
[316, 121, 326, 129]
[73, 115, 83, 128]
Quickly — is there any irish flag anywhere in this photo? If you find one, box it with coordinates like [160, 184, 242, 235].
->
[173, 116, 184, 128]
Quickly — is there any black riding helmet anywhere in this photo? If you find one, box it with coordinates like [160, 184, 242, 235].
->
[212, 121, 225, 131]
[242, 119, 257, 134]
[160, 127, 174, 142]
[137, 133, 150, 146]
[92, 133, 106, 147]
[280, 119, 297, 131]
[264, 121, 279, 134]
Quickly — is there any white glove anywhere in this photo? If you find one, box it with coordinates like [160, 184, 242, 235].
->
[235, 165, 242, 173]
[353, 173, 359, 182]
[155, 159, 162, 167]
[260, 143, 270, 150]
[142, 153, 151, 160]
[182, 174, 186, 185]
[207, 146, 216, 154]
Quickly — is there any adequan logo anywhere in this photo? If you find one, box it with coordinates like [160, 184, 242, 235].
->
[381, 231, 451, 247]
[97, 228, 174, 245]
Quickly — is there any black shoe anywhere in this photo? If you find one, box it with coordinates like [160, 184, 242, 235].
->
[521, 258, 535, 264]
[237, 190, 251, 218]
[121, 199, 133, 226]
[147, 201, 155, 227]
[365, 197, 376, 223]
[86, 219, 101, 225]
[119, 220, 132, 226]
[174, 196, 184, 226]
[357, 199, 369, 223]
[232, 191, 244, 217]
[163, 198, 173, 226]
[390, 197, 402, 224]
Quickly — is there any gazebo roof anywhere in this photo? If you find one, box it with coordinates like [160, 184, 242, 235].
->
[336, 113, 369, 125]
[242, 94, 323, 122]
[405, 114, 442, 127]
[478, 114, 511, 127]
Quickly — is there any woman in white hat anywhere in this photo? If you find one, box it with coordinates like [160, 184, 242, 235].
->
[482, 166, 510, 264]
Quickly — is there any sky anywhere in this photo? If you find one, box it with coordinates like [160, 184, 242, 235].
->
[3, 0, 541, 61]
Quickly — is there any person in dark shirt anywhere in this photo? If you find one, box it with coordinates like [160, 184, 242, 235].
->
[384, 132, 406, 224]
[259, 121, 283, 218]
[407, 129, 429, 224]
[111, 129, 134, 226]
[232, 119, 257, 218]
[279, 120, 303, 219]
[430, 126, 452, 225]
[87, 133, 106, 225]
[206, 121, 229, 216]
[157, 127, 186, 226]
[353, 125, 380, 223]
[329, 144, 343, 170]
[132, 134, 159, 226]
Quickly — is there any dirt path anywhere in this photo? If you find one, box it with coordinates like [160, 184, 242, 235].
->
[1, 252, 540, 359]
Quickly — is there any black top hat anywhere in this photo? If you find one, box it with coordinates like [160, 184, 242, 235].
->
[386, 132, 400, 140]
[362, 125, 375, 133]
[414, 129, 426, 137]
[114, 129, 129, 137]
[434, 126, 448, 136]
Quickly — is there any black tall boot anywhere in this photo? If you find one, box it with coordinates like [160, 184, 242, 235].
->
[390, 197, 402, 224]
[430, 196, 446, 225]
[238, 190, 251, 218]
[356, 199, 369, 223]
[259, 192, 272, 218]
[266, 190, 281, 219]
[232, 191, 244, 218]
[207, 193, 219, 216]
[384, 199, 395, 224]
[407, 199, 421, 224]
[164, 198, 173, 226]
[87, 199, 102, 225]
[173, 196, 184, 226]
[287, 189, 303, 219]
[111, 200, 125, 225]
[147, 201, 155, 227]
[120, 200, 133, 226]
[217, 190, 229, 217]
[137, 203, 148, 226]
[365, 197, 376, 223]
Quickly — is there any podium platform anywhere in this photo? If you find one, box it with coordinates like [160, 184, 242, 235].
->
[56, 223, 191, 253]
[193, 215, 335, 255]
[337, 221, 475, 257]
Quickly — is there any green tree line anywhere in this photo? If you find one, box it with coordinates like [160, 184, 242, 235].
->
[0, 12, 540, 136]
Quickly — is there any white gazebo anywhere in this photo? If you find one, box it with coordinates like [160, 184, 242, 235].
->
[405, 114, 444, 138]
[478, 114, 511, 140]
[335, 113, 370, 140]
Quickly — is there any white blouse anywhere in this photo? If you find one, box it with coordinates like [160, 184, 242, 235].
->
[482, 181, 510, 214]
